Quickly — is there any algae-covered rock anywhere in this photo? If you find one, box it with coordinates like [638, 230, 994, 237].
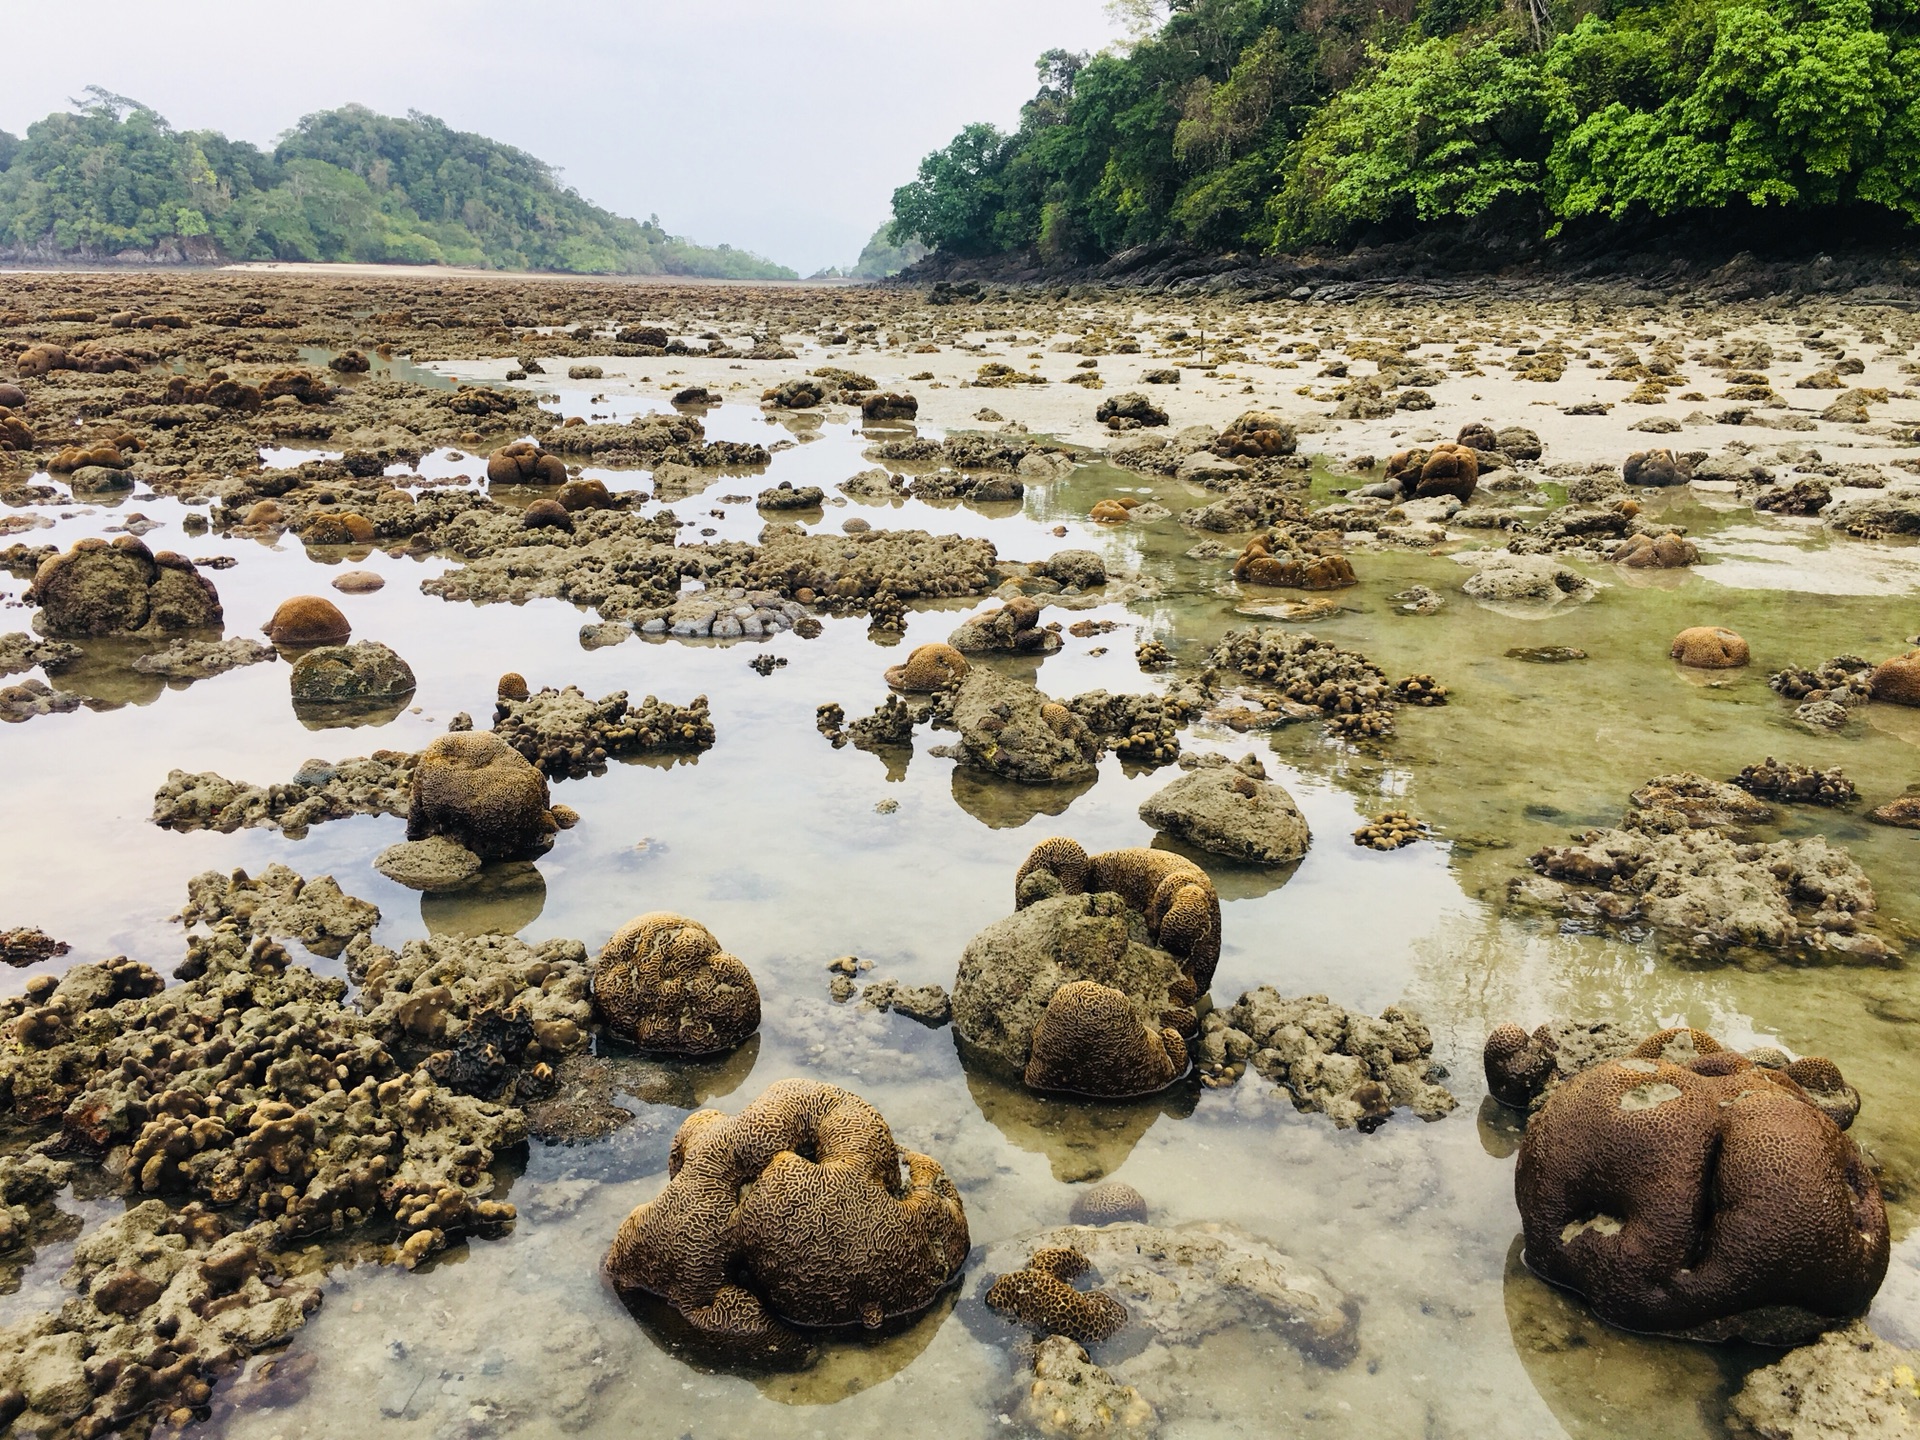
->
[28, 537, 222, 637]
[289, 640, 417, 704]
[374, 836, 483, 892]
[953, 893, 1192, 1082]
[948, 668, 1099, 784]
[1138, 754, 1309, 864]
[1726, 1321, 1920, 1438]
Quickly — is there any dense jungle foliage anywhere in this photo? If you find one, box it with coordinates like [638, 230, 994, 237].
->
[0, 92, 794, 278]
[891, 0, 1920, 259]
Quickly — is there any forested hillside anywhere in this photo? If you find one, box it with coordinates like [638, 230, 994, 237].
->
[0, 92, 795, 278]
[891, 0, 1918, 261]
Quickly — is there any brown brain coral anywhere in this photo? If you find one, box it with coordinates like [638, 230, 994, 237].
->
[1612, 532, 1698, 568]
[1023, 980, 1188, 1097]
[1415, 442, 1479, 501]
[265, 596, 352, 647]
[1016, 839, 1221, 993]
[1068, 1180, 1150, 1226]
[884, 642, 970, 692]
[1516, 1039, 1888, 1342]
[406, 732, 557, 861]
[1869, 651, 1920, 706]
[1212, 410, 1297, 459]
[604, 1079, 970, 1347]
[1232, 533, 1356, 590]
[986, 1244, 1129, 1342]
[1671, 626, 1750, 669]
[593, 912, 760, 1055]
[486, 441, 568, 486]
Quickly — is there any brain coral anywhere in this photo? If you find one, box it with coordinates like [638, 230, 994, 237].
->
[406, 732, 557, 861]
[1869, 651, 1920, 706]
[883, 642, 970, 692]
[986, 1245, 1129, 1342]
[1024, 980, 1187, 1097]
[1671, 626, 1750, 669]
[1232, 533, 1356, 590]
[594, 912, 760, 1054]
[265, 596, 352, 647]
[1016, 839, 1221, 993]
[486, 441, 568, 486]
[1415, 442, 1479, 501]
[1516, 1036, 1887, 1342]
[1068, 1180, 1150, 1226]
[604, 1079, 970, 1347]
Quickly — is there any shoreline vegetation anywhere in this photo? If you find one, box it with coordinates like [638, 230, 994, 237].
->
[887, 0, 1920, 278]
[0, 90, 796, 281]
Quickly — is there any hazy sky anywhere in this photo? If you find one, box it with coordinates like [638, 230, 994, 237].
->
[0, 1, 1130, 274]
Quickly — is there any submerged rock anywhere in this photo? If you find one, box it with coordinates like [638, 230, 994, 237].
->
[373, 836, 484, 892]
[1137, 754, 1310, 865]
[1455, 551, 1597, 606]
[1726, 1321, 1920, 1438]
[130, 636, 275, 679]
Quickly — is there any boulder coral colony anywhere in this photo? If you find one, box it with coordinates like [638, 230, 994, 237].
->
[0, 270, 1917, 1437]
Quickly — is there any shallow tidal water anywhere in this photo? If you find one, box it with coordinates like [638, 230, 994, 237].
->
[3, 363, 1919, 1440]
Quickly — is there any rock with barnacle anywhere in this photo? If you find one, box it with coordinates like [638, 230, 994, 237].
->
[1204, 989, 1455, 1129]
[1024, 981, 1189, 1097]
[884, 642, 969, 692]
[1015, 839, 1220, 992]
[288, 642, 417, 707]
[1015, 1335, 1157, 1439]
[1137, 754, 1309, 865]
[603, 1079, 969, 1350]
[27, 538, 222, 638]
[1732, 758, 1855, 807]
[1515, 1027, 1887, 1342]
[406, 732, 561, 861]
[492, 685, 714, 779]
[1726, 1320, 1920, 1439]
[593, 912, 760, 1055]
[1352, 810, 1424, 850]
[987, 1244, 1128, 1341]
[948, 596, 1062, 654]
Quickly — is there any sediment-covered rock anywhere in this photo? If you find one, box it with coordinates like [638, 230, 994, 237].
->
[1138, 754, 1309, 864]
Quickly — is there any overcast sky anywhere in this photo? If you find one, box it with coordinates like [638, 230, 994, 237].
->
[0, 1, 1130, 274]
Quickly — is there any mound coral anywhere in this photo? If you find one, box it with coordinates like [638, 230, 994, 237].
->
[0, 407, 30, 452]
[520, 498, 574, 532]
[485, 441, 568, 486]
[1024, 980, 1188, 1097]
[593, 913, 760, 1054]
[603, 1079, 969, 1348]
[1016, 839, 1220, 992]
[861, 392, 919, 421]
[1232, 533, 1356, 590]
[884, 642, 970, 692]
[406, 732, 558, 861]
[1414, 442, 1479, 501]
[1090, 497, 1139, 523]
[1612, 532, 1697, 568]
[986, 1245, 1129, 1342]
[1516, 1035, 1888, 1342]
[28, 538, 222, 638]
[1671, 626, 1749, 668]
[265, 596, 352, 647]
[1624, 449, 1691, 487]
[1212, 410, 1297, 459]
[300, 513, 376, 546]
[1869, 651, 1920, 706]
